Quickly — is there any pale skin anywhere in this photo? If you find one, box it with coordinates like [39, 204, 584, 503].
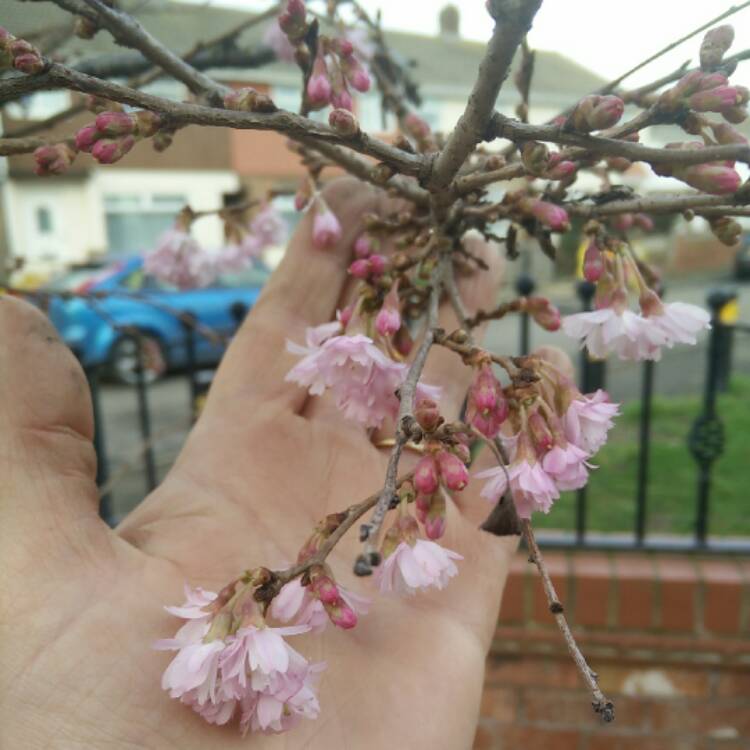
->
[0, 179, 575, 749]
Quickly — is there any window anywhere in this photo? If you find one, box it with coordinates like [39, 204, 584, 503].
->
[104, 193, 187, 256]
[36, 206, 53, 234]
[357, 92, 396, 133]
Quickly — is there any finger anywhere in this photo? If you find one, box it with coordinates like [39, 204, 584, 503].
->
[0, 296, 106, 560]
[205, 177, 382, 415]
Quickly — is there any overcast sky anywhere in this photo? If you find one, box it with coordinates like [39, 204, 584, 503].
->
[189, 0, 750, 89]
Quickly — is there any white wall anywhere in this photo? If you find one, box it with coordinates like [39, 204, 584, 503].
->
[4, 169, 240, 278]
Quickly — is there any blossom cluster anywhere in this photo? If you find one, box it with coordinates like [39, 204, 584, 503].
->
[144, 203, 287, 289]
[562, 231, 710, 361]
[0, 26, 44, 75]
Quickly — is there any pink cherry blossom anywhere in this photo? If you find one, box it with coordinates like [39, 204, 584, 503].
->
[286, 331, 440, 428]
[251, 202, 288, 247]
[646, 302, 711, 347]
[562, 308, 667, 361]
[376, 539, 462, 595]
[144, 228, 220, 289]
[542, 442, 590, 491]
[475, 435, 561, 519]
[270, 577, 370, 632]
[563, 390, 619, 454]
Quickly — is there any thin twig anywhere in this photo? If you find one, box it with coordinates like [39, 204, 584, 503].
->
[521, 518, 615, 723]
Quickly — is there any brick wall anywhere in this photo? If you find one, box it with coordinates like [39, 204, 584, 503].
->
[476, 552, 750, 750]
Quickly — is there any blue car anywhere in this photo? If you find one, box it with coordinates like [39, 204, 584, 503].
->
[45, 256, 270, 384]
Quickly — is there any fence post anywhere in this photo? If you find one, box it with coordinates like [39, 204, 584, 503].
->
[516, 272, 534, 355]
[634, 359, 655, 545]
[180, 312, 200, 421]
[713, 290, 737, 393]
[132, 332, 158, 492]
[86, 363, 113, 525]
[576, 280, 607, 392]
[688, 289, 731, 546]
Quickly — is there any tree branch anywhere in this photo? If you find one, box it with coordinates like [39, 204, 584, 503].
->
[0, 63, 426, 177]
[521, 518, 615, 722]
[428, 0, 543, 192]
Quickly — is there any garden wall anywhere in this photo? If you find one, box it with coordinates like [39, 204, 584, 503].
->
[476, 552, 750, 749]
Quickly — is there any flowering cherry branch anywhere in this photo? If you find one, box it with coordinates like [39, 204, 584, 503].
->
[3, 0, 748, 737]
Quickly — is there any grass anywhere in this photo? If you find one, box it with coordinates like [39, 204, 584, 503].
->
[531, 376, 750, 538]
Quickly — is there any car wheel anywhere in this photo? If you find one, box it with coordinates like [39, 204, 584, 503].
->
[108, 333, 167, 386]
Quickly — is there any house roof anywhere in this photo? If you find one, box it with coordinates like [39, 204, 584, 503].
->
[6, 0, 606, 105]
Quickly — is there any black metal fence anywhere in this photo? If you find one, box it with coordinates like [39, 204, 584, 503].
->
[75, 282, 747, 554]
[515, 274, 749, 554]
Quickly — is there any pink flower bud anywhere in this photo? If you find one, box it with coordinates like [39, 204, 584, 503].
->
[312, 205, 342, 248]
[95, 110, 135, 137]
[368, 254, 387, 275]
[375, 304, 401, 337]
[528, 411, 553, 454]
[466, 364, 507, 438]
[345, 62, 371, 93]
[452, 438, 471, 466]
[424, 514, 446, 541]
[414, 398, 441, 432]
[570, 95, 624, 131]
[278, 0, 307, 42]
[473, 365, 499, 412]
[348, 258, 371, 279]
[328, 602, 358, 629]
[331, 88, 353, 111]
[333, 37, 354, 57]
[75, 124, 101, 153]
[328, 107, 359, 136]
[689, 86, 745, 112]
[414, 455, 439, 495]
[610, 213, 634, 232]
[310, 574, 339, 604]
[546, 160, 577, 180]
[307, 54, 332, 106]
[677, 163, 741, 194]
[13, 52, 44, 74]
[525, 297, 561, 331]
[525, 198, 569, 231]
[91, 135, 135, 164]
[33, 142, 76, 176]
[583, 241, 605, 282]
[354, 234, 373, 258]
[415, 492, 431, 523]
[436, 450, 469, 492]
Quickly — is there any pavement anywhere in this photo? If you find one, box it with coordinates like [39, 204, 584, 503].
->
[100, 277, 750, 522]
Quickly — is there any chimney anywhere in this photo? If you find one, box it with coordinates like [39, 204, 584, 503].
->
[438, 4, 460, 38]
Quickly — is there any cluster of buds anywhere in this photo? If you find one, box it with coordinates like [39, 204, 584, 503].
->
[0, 27, 44, 75]
[306, 36, 371, 112]
[33, 142, 77, 177]
[521, 141, 577, 182]
[223, 87, 277, 113]
[465, 362, 508, 439]
[607, 212, 654, 234]
[74, 110, 162, 165]
[659, 70, 748, 124]
[653, 141, 741, 195]
[567, 95, 624, 132]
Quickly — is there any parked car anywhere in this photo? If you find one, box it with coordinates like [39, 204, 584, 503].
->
[45, 257, 270, 383]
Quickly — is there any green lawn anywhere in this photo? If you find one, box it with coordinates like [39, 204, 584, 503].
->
[531, 377, 750, 537]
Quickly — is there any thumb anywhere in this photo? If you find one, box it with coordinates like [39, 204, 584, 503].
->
[0, 296, 106, 564]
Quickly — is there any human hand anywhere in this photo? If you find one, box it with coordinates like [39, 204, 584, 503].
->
[1, 178, 517, 749]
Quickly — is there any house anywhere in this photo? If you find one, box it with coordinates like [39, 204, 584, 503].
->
[0, 0, 609, 281]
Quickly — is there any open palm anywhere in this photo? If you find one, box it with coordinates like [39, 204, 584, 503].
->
[1, 179, 517, 749]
